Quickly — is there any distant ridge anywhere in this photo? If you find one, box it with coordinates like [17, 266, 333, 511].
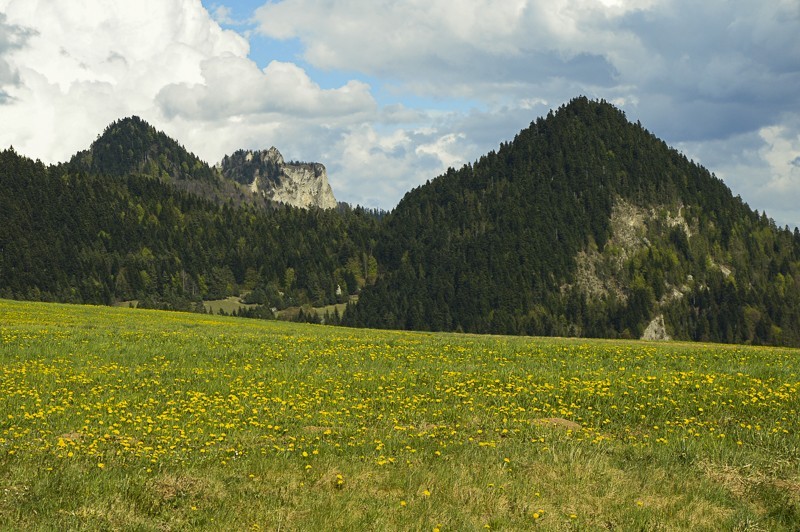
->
[67, 116, 335, 209]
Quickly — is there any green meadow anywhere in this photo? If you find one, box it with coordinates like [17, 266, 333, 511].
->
[0, 299, 798, 530]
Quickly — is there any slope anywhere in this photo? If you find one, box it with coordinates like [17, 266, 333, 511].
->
[0, 146, 379, 310]
[344, 97, 800, 346]
[67, 116, 261, 207]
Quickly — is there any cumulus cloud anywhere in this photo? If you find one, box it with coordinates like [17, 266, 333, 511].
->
[0, 12, 31, 101]
[253, 0, 800, 224]
[0, 0, 798, 225]
[209, 4, 236, 25]
[157, 57, 375, 120]
[0, 0, 253, 160]
[0, 0, 379, 172]
[326, 124, 461, 208]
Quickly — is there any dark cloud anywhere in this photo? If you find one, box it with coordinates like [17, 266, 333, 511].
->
[0, 13, 34, 101]
[617, 1, 800, 142]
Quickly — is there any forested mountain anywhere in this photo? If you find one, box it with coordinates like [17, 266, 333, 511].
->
[66, 117, 264, 207]
[2, 98, 799, 345]
[0, 146, 379, 312]
[69, 116, 214, 181]
[343, 97, 800, 346]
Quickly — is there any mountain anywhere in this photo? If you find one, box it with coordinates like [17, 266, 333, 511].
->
[220, 147, 337, 210]
[0, 143, 378, 311]
[69, 116, 216, 181]
[2, 98, 799, 346]
[67, 117, 272, 208]
[343, 97, 800, 346]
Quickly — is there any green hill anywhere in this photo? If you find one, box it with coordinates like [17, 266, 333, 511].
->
[69, 116, 216, 182]
[66, 116, 263, 207]
[343, 97, 800, 345]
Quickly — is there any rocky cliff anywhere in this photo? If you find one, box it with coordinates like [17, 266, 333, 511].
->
[219, 147, 337, 210]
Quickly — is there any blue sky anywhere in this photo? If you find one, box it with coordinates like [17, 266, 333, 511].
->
[0, 0, 798, 228]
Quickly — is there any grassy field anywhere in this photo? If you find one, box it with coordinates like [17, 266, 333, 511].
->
[202, 296, 258, 316]
[0, 299, 798, 531]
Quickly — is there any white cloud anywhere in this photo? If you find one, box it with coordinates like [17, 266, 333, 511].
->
[252, 0, 800, 224]
[157, 56, 376, 121]
[328, 124, 449, 208]
[0, 0, 379, 170]
[0, 12, 32, 101]
[0, 0, 798, 225]
[0, 0, 251, 161]
[210, 4, 235, 25]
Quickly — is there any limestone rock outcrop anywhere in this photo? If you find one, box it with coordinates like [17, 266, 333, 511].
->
[220, 147, 337, 210]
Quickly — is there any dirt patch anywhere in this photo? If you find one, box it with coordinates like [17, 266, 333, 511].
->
[59, 432, 83, 442]
[412, 422, 440, 432]
[149, 474, 224, 506]
[700, 461, 800, 506]
[702, 462, 751, 498]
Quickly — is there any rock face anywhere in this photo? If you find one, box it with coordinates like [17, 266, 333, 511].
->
[641, 314, 671, 341]
[220, 147, 337, 210]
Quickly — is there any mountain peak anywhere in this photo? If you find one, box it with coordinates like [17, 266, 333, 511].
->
[264, 146, 284, 166]
[70, 116, 216, 183]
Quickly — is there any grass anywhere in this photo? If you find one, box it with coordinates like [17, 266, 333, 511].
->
[0, 298, 798, 530]
[202, 296, 258, 315]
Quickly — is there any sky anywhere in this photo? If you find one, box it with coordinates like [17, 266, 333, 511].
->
[0, 1, 798, 228]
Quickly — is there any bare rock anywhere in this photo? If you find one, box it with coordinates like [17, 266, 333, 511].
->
[220, 147, 337, 210]
[641, 314, 671, 341]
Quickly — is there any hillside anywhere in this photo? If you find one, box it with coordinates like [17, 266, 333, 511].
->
[66, 117, 263, 207]
[0, 146, 379, 310]
[2, 98, 799, 346]
[343, 97, 800, 345]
